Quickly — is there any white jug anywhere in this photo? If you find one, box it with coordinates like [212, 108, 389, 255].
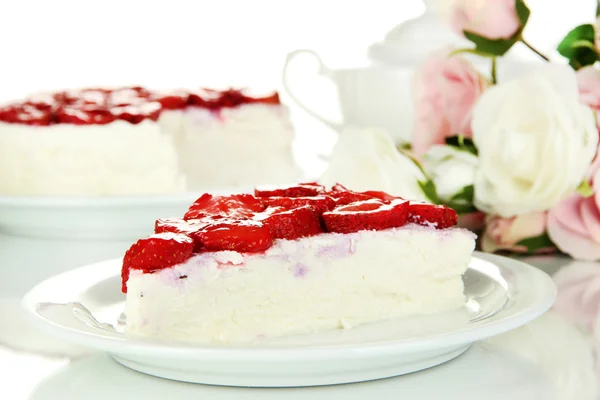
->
[282, 0, 463, 144]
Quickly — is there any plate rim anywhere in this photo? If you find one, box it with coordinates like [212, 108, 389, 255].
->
[21, 251, 557, 361]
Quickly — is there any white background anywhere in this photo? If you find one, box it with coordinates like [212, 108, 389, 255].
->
[0, 0, 596, 100]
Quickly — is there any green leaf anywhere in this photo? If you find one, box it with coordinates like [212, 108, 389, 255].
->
[463, 31, 518, 57]
[557, 24, 599, 70]
[558, 24, 595, 53]
[446, 185, 478, 214]
[597, 0, 600, 17]
[571, 39, 598, 51]
[418, 179, 441, 204]
[515, 233, 555, 253]
[515, 0, 531, 26]
[577, 179, 594, 198]
[449, 185, 474, 204]
[398, 142, 412, 151]
[444, 135, 479, 156]
[449, 48, 496, 59]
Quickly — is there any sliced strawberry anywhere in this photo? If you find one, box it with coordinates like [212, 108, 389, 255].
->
[155, 218, 196, 234]
[255, 182, 325, 198]
[330, 183, 349, 193]
[184, 193, 266, 220]
[255, 205, 323, 240]
[24, 93, 57, 111]
[199, 220, 273, 252]
[408, 203, 458, 229]
[55, 106, 116, 125]
[188, 88, 225, 109]
[361, 190, 398, 202]
[151, 90, 189, 110]
[219, 89, 250, 108]
[121, 233, 194, 292]
[0, 104, 54, 125]
[76, 89, 110, 106]
[156, 217, 222, 252]
[322, 199, 410, 234]
[111, 102, 161, 124]
[262, 196, 335, 215]
[326, 184, 398, 205]
[244, 91, 280, 105]
[327, 190, 374, 206]
[108, 87, 151, 107]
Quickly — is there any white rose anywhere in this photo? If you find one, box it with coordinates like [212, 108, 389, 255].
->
[472, 65, 598, 218]
[423, 144, 478, 203]
[320, 127, 428, 201]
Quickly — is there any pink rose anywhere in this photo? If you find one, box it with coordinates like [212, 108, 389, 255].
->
[482, 212, 551, 253]
[577, 66, 600, 131]
[548, 151, 600, 261]
[447, 0, 521, 40]
[412, 50, 489, 156]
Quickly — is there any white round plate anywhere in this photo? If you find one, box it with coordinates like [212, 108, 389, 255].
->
[22, 252, 556, 387]
[0, 187, 251, 240]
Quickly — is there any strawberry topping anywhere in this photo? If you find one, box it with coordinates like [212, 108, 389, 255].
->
[262, 196, 335, 214]
[408, 203, 458, 229]
[121, 184, 460, 290]
[256, 205, 323, 240]
[121, 233, 194, 292]
[255, 182, 325, 198]
[0, 87, 281, 126]
[184, 193, 266, 220]
[322, 199, 410, 234]
[200, 220, 273, 253]
[327, 184, 400, 205]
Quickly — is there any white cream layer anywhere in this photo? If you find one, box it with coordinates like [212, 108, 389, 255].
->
[125, 225, 476, 343]
[0, 104, 299, 195]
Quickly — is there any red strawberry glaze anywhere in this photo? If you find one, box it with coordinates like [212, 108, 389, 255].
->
[255, 205, 323, 240]
[322, 199, 410, 234]
[407, 203, 458, 229]
[121, 183, 460, 292]
[122, 233, 194, 292]
[0, 87, 281, 126]
[255, 182, 325, 198]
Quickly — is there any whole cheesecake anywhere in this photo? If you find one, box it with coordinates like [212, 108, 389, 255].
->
[0, 87, 299, 196]
[121, 183, 476, 343]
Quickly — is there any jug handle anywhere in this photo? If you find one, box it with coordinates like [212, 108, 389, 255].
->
[282, 49, 342, 132]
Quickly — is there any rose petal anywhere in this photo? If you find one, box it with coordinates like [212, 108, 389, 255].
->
[550, 195, 589, 236]
[581, 196, 600, 243]
[548, 212, 600, 261]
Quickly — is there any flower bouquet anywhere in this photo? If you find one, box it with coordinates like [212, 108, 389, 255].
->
[407, 0, 600, 261]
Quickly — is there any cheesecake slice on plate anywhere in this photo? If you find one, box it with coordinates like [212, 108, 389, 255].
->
[121, 183, 476, 343]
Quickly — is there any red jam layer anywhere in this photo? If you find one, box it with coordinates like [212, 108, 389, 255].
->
[121, 183, 458, 292]
[0, 87, 280, 126]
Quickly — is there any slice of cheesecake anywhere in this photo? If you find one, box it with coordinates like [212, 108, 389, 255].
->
[122, 183, 476, 343]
